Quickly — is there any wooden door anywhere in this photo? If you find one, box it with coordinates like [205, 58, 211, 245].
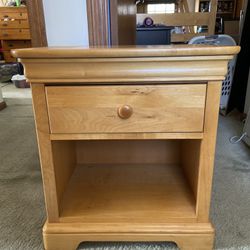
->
[110, 0, 137, 45]
[26, 0, 47, 47]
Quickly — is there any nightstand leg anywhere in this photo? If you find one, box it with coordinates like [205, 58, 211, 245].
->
[44, 234, 82, 250]
[177, 234, 214, 250]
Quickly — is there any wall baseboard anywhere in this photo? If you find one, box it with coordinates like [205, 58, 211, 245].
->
[0, 101, 6, 111]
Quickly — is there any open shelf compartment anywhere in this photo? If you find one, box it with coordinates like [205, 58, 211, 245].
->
[51, 139, 201, 224]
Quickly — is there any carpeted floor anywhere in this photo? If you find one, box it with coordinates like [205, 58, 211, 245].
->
[0, 85, 250, 250]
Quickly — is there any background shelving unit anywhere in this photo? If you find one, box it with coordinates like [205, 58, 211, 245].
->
[216, 0, 236, 19]
[0, 6, 31, 63]
[136, 0, 218, 43]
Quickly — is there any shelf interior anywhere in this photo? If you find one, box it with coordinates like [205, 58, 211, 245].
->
[60, 163, 196, 223]
[51, 139, 201, 224]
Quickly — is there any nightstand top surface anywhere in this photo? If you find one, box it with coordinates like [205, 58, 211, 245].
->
[12, 45, 240, 59]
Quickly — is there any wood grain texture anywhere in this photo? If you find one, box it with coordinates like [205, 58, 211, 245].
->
[110, 0, 136, 45]
[44, 221, 214, 234]
[21, 46, 240, 250]
[0, 20, 29, 29]
[0, 6, 31, 62]
[0, 7, 28, 19]
[0, 28, 30, 40]
[15, 58, 232, 83]
[43, 233, 214, 250]
[196, 82, 222, 221]
[60, 164, 196, 223]
[208, 0, 218, 35]
[12, 45, 240, 58]
[181, 140, 201, 201]
[1, 40, 31, 50]
[52, 141, 76, 207]
[26, 0, 47, 47]
[0, 6, 27, 12]
[50, 132, 204, 141]
[43, 222, 214, 250]
[86, 0, 109, 46]
[76, 140, 180, 165]
[31, 84, 59, 222]
[11, 46, 240, 83]
[46, 85, 206, 134]
[1, 40, 31, 63]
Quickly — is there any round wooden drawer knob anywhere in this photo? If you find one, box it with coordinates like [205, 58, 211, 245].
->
[117, 105, 133, 119]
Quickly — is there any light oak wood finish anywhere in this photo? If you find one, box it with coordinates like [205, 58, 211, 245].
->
[31, 84, 59, 222]
[43, 221, 214, 250]
[12, 46, 239, 83]
[208, 0, 218, 35]
[60, 163, 196, 223]
[76, 140, 180, 165]
[52, 141, 76, 206]
[196, 82, 222, 221]
[181, 140, 201, 201]
[44, 221, 214, 234]
[43, 233, 214, 250]
[12, 45, 240, 250]
[12, 45, 239, 58]
[45, 85, 206, 134]
[50, 132, 204, 140]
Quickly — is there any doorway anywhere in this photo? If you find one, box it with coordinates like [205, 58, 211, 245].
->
[87, 0, 217, 46]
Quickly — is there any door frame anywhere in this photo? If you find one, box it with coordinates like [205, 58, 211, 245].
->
[27, 0, 110, 47]
[26, 0, 47, 47]
[86, 0, 110, 46]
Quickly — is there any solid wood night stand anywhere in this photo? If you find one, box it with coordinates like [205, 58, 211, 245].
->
[12, 45, 240, 250]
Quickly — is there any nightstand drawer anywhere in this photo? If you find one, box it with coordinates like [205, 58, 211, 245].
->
[0, 29, 30, 39]
[46, 84, 206, 134]
[0, 11, 28, 20]
[0, 20, 29, 29]
[1, 40, 31, 50]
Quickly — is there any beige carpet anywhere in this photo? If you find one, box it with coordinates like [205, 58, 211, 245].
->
[0, 87, 250, 250]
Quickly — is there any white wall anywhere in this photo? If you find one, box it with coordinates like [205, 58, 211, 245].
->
[42, 0, 89, 46]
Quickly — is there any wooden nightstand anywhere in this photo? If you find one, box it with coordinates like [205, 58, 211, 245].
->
[12, 45, 240, 250]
